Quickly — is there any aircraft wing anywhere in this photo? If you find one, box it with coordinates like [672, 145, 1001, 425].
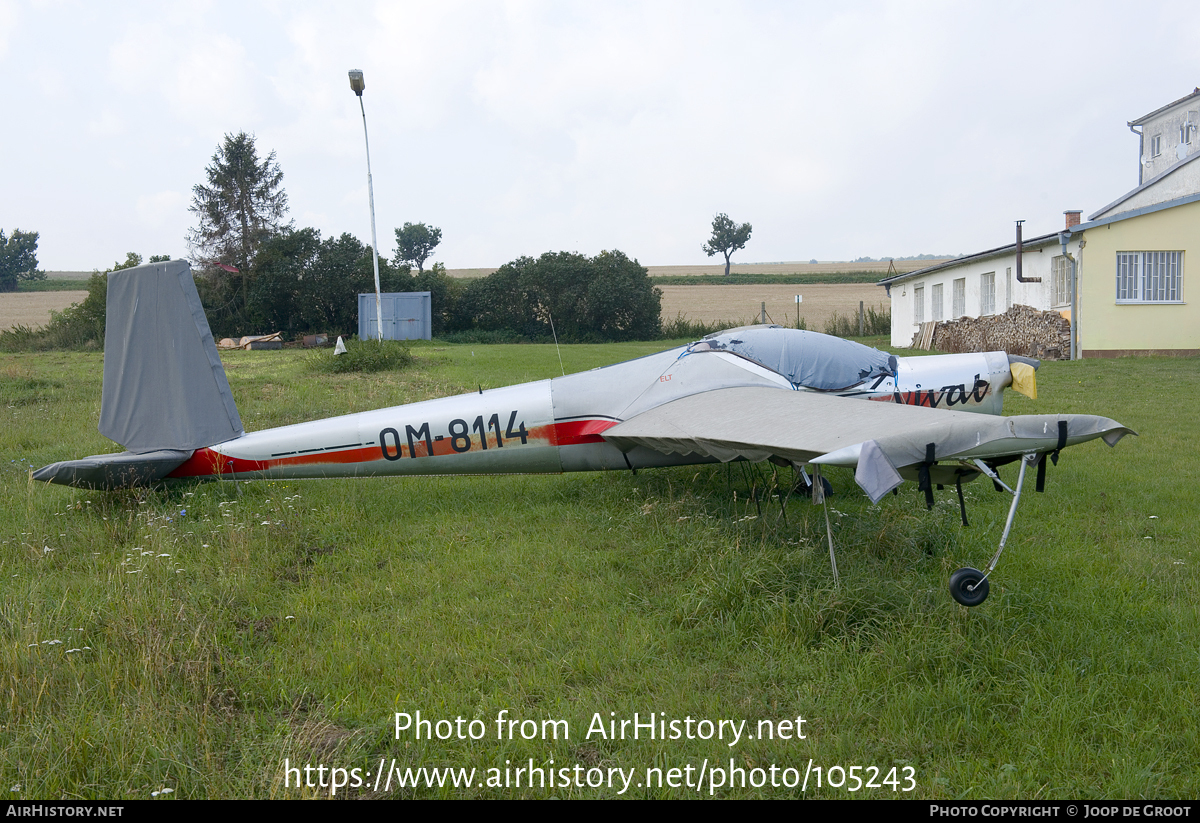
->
[602, 386, 1133, 502]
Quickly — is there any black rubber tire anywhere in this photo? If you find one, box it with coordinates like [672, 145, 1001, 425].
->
[949, 567, 990, 607]
[795, 475, 832, 498]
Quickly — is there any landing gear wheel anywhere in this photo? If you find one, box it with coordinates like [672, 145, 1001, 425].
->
[949, 567, 990, 607]
[797, 474, 833, 498]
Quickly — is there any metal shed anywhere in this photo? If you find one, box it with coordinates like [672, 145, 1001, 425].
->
[358, 291, 432, 341]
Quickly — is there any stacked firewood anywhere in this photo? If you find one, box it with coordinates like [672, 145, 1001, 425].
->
[914, 304, 1072, 359]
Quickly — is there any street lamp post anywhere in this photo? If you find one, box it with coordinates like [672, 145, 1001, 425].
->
[349, 69, 383, 342]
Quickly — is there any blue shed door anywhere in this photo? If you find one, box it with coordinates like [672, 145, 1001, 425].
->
[359, 292, 432, 340]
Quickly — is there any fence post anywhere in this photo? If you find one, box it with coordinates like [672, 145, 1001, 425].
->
[858, 301, 864, 336]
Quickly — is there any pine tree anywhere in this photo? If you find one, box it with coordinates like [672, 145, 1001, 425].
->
[187, 133, 291, 318]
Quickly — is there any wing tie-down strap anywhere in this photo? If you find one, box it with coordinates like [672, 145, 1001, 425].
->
[918, 442, 936, 510]
[1051, 419, 1068, 465]
[1036, 420, 1069, 493]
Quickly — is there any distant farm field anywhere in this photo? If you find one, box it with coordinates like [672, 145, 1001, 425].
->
[446, 260, 950, 279]
[645, 260, 948, 277]
[0, 291, 87, 330]
[1, 285, 890, 337]
[659, 282, 887, 328]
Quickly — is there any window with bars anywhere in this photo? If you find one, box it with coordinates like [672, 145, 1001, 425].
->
[980, 272, 995, 316]
[1052, 255, 1071, 307]
[913, 285, 924, 325]
[952, 278, 965, 317]
[931, 283, 943, 321]
[1116, 251, 1183, 303]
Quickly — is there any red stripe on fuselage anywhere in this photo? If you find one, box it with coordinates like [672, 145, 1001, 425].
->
[550, 418, 618, 446]
[165, 418, 621, 479]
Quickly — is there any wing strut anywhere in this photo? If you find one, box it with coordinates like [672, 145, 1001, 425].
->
[811, 466, 839, 586]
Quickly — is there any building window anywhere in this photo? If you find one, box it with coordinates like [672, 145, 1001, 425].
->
[931, 283, 943, 321]
[952, 278, 965, 317]
[1151, 134, 1163, 157]
[913, 284, 924, 325]
[1116, 251, 1183, 303]
[1005, 267, 1012, 310]
[980, 272, 995, 315]
[1052, 255, 1071, 307]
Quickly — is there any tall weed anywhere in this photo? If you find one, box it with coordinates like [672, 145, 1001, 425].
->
[306, 338, 413, 373]
[824, 303, 890, 337]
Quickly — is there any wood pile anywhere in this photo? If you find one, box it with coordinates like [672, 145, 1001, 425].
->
[912, 305, 1072, 359]
[217, 332, 284, 350]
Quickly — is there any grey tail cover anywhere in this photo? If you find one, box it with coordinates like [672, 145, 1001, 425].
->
[98, 260, 244, 453]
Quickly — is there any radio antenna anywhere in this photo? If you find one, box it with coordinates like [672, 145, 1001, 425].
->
[548, 310, 565, 376]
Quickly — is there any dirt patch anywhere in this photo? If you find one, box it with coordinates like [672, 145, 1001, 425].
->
[0, 292, 88, 331]
[658, 283, 889, 329]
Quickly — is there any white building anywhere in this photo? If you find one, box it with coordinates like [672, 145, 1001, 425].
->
[1127, 87, 1200, 187]
[879, 217, 1080, 349]
[881, 88, 1200, 351]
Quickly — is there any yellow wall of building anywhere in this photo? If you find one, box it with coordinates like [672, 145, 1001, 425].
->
[1078, 198, 1200, 356]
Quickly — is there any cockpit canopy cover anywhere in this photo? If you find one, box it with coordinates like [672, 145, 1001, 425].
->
[686, 326, 896, 391]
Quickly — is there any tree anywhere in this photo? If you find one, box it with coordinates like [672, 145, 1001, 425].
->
[111, 252, 146, 271]
[187, 132, 290, 320]
[243, 228, 416, 337]
[460, 250, 661, 342]
[583, 250, 662, 340]
[0, 229, 41, 292]
[393, 223, 442, 274]
[296, 232, 380, 333]
[109, 253, 173, 271]
[245, 228, 322, 335]
[702, 213, 752, 276]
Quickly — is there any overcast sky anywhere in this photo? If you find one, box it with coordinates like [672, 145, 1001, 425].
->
[2, 1, 1197, 271]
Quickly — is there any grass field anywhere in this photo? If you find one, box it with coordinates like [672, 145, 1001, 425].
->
[2, 341, 1197, 799]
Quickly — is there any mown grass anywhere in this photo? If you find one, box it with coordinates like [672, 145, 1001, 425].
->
[1, 343, 1197, 798]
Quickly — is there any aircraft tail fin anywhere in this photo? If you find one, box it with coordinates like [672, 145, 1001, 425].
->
[98, 260, 244, 453]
